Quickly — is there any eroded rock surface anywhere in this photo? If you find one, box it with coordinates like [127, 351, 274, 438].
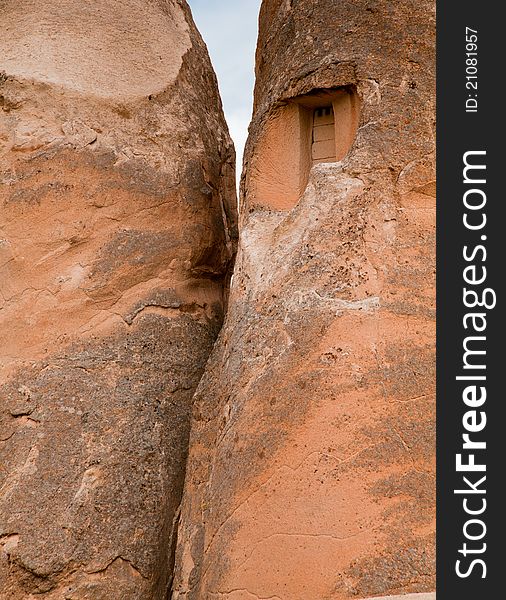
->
[0, 2, 236, 598]
[173, 1, 435, 598]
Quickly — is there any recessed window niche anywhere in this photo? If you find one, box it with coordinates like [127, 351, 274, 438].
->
[248, 88, 359, 210]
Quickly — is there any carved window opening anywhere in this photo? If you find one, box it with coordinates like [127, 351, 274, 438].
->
[248, 87, 360, 211]
[312, 106, 336, 164]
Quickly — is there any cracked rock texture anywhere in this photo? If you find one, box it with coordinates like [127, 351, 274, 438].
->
[0, 1, 236, 598]
[172, 1, 435, 598]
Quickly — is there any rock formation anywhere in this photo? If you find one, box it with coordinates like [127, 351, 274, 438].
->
[1, 0, 435, 597]
[172, 0, 436, 598]
[0, 1, 236, 598]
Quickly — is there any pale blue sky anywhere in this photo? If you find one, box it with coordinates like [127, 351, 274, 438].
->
[187, 0, 261, 178]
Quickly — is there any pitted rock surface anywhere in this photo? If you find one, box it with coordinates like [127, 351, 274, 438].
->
[172, 1, 435, 598]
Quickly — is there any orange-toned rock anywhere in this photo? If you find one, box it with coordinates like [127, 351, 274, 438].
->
[173, 1, 435, 598]
[0, 2, 236, 598]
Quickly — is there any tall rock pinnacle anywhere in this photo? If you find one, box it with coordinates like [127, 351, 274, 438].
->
[172, 0, 435, 598]
[0, 1, 236, 598]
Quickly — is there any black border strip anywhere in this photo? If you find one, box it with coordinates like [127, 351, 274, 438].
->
[437, 2, 503, 598]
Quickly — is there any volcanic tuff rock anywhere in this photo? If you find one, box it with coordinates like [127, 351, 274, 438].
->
[0, 1, 236, 599]
[172, 0, 436, 599]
